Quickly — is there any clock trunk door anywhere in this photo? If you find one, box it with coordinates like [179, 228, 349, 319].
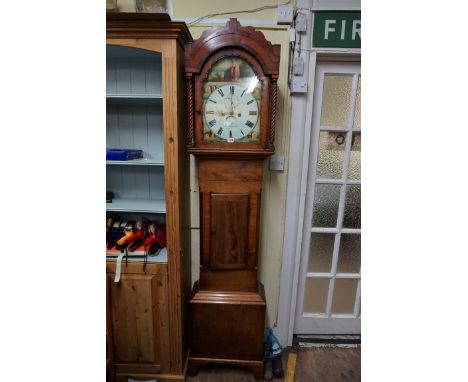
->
[210, 193, 249, 270]
[198, 159, 263, 292]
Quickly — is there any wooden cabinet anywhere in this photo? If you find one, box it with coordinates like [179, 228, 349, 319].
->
[107, 263, 170, 376]
[106, 13, 192, 382]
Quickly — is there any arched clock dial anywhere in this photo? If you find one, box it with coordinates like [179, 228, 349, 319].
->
[203, 84, 259, 142]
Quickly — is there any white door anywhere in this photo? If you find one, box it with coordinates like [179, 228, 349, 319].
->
[294, 62, 361, 334]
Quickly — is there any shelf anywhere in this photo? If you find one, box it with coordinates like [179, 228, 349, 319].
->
[106, 94, 163, 105]
[106, 198, 166, 213]
[106, 159, 164, 166]
[106, 247, 168, 263]
[106, 93, 163, 99]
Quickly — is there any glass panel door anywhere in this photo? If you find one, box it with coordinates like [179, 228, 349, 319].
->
[295, 62, 361, 334]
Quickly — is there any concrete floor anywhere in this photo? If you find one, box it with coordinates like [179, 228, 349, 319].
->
[186, 346, 361, 381]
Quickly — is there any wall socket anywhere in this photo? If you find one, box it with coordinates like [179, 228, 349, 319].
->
[290, 76, 308, 94]
[294, 56, 304, 76]
[269, 154, 285, 171]
[277, 5, 294, 25]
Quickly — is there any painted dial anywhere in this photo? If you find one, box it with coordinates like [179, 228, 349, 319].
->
[203, 84, 259, 142]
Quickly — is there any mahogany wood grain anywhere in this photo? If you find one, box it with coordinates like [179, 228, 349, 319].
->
[210, 193, 249, 270]
[185, 19, 280, 378]
[185, 19, 280, 75]
[188, 282, 265, 379]
[199, 268, 257, 292]
[197, 159, 263, 291]
[190, 281, 266, 304]
[198, 159, 263, 182]
[191, 48, 271, 154]
[185, 19, 280, 156]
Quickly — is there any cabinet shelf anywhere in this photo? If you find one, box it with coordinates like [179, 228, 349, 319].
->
[106, 159, 164, 166]
[106, 247, 168, 263]
[106, 94, 163, 105]
[106, 198, 166, 213]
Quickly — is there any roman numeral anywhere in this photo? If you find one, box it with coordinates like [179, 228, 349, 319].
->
[208, 119, 216, 127]
[247, 99, 254, 105]
[230, 86, 235, 95]
[249, 111, 257, 115]
[218, 88, 224, 97]
[217, 127, 223, 136]
[229, 130, 233, 138]
[206, 110, 214, 114]
[209, 99, 217, 103]
[240, 130, 244, 136]
[240, 89, 246, 97]
[245, 120, 254, 128]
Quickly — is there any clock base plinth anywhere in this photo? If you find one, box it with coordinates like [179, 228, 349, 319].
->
[187, 357, 264, 380]
[188, 281, 266, 379]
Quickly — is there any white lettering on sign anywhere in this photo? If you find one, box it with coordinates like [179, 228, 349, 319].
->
[341, 20, 346, 40]
[352, 20, 361, 40]
[324, 20, 336, 40]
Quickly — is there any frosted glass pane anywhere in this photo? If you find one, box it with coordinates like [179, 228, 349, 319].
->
[343, 185, 361, 228]
[308, 233, 335, 273]
[303, 277, 330, 313]
[353, 76, 361, 128]
[348, 133, 361, 180]
[337, 234, 361, 273]
[332, 278, 358, 314]
[312, 184, 341, 228]
[321, 75, 352, 127]
[316, 132, 346, 179]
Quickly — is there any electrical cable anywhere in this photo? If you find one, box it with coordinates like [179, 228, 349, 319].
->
[287, 7, 299, 87]
[188, 0, 292, 26]
[296, 48, 314, 53]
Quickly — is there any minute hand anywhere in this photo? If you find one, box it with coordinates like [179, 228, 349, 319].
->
[229, 96, 234, 116]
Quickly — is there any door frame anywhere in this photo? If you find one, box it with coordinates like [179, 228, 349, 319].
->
[274, 0, 360, 346]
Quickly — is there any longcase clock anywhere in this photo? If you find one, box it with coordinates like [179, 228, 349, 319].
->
[185, 19, 280, 378]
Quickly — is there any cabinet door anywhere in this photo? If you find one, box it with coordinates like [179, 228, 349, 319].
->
[108, 264, 169, 373]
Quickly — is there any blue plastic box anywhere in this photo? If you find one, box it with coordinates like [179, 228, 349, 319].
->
[106, 149, 143, 161]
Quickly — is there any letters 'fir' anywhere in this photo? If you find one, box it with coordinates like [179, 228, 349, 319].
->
[185, 19, 280, 379]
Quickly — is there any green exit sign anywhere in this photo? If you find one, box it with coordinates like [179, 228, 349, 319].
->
[313, 11, 361, 48]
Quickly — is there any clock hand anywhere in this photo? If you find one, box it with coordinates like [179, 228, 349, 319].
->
[229, 96, 234, 116]
[216, 104, 226, 117]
